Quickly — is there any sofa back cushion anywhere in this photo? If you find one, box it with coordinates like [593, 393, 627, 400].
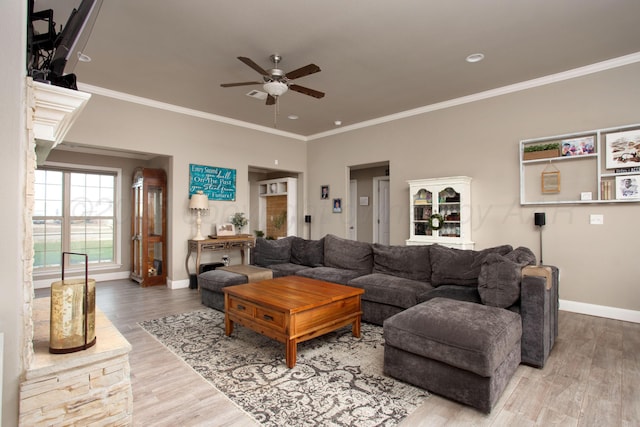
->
[291, 237, 324, 267]
[372, 243, 431, 282]
[430, 244, 513, 287]
[252, 236, 294, 267]
[477, 247, 536, 308]
[323, 234, 373, 275]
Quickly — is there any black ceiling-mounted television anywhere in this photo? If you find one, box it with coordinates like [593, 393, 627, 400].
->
[28, 0, 103, 89]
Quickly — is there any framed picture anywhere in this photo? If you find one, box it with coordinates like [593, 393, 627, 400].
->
[615, 175, 640, 200]
[605, 129, 640, 169]
[215, 223, 235, 236]
[321, 185, 329, 199]
[189, 164, 236, 201]
[541, 171, 560, 193]
[561, 135, 595, 157]
[332, 198, 342, 213]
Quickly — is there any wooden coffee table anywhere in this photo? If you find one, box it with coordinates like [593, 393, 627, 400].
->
[223, 276, 364, 368]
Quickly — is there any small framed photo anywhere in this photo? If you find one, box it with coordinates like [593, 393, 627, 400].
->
[332, 198, 342, 213]
[615, 175, 640, 200]
[605, 129, 640, 169]
[541, 171, 560, 193]
[321, 185, 329, 199]
[215, 223, 235, 236]
[561, 135, 595, 157]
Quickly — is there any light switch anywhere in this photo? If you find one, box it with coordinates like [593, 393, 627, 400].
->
[590, 214, 604, 225]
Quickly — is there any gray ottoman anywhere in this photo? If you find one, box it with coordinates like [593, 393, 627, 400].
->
[383, 297, 521, 413]
[198, 270, 247, 311]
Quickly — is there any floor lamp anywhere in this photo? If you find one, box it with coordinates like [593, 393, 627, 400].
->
[189, 190, 209, 240]
[534, 212, 545, 265]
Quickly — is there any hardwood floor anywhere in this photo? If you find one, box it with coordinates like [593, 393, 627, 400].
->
[35, 280, 640, 426]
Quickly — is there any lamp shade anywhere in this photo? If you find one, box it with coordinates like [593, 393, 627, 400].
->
[263, 81, 288, 97]
[189, 190, 209, 210]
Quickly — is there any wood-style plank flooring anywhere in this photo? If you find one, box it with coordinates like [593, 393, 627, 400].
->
[35, 280, 640, 426]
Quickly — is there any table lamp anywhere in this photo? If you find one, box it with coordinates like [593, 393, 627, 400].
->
[189, 190, 209, 240]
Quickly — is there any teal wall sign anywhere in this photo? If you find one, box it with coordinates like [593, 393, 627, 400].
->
[189, 164, 236, 201]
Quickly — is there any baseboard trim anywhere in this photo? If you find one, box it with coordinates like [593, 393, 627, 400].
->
[33, 271, 131, 289]
[167, 278, 190, 290]
[560, 299, 640, 324]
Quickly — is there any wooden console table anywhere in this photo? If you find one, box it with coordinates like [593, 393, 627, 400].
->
[185, 235, 256, 276]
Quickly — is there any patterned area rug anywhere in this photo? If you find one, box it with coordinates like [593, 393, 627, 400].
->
[139, 308, 428, 426]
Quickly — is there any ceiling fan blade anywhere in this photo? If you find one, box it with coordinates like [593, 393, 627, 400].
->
[289, 84, 325, 99]
[220, 81, 262, 87]
[238, 56, 269, 76]
[266, 95, 276, 105]
[285, 64, 321, 80]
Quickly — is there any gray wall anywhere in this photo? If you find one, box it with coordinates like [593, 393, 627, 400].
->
[64, 96, 308, 284]
[306, 62, 640, 312]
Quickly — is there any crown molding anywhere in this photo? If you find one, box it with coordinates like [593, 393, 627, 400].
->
[75, 83, 306, 141]
[307, 52, 640, 140]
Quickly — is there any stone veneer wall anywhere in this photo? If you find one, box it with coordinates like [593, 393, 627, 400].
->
[19, 79, 132, 426]
[19, 300, 133, 426]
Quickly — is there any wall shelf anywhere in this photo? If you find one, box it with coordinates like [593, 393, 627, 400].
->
[520, 123, 640, 205]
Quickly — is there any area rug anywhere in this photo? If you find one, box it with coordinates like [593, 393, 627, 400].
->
[139, 308, 428, 426]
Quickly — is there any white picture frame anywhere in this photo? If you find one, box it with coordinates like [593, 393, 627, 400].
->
[605, 129, 640, 169]
[215, 223, 235, 236]
[615, 175, 640, 200]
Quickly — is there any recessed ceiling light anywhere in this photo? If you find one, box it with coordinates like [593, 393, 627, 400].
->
[334, 120, 342, 126]
[466, 53, 485, 63]
[288, 115, 299, 120]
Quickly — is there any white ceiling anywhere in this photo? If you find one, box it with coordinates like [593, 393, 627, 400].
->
[34, 0, 640, 138]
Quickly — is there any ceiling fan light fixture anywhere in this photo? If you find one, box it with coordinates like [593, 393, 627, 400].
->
[263, 81, 288, 97]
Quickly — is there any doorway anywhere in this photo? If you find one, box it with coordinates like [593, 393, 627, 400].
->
[373, 176, 390, 245]
[348, 162, 390, 243]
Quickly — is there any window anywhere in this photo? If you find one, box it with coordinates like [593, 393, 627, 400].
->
[33, 166, 119, 271]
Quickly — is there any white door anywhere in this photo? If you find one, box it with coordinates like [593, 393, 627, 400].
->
[349, 179, 357, 240]
[373, 177, 390, 244]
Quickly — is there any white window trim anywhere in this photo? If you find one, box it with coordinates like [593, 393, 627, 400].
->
[33, 161, 123, 276]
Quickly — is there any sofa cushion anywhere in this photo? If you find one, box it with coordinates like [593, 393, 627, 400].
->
[478, 247, 536, 308]
[198, 269, 247, 292]
[349, 273, 433, 308]
[372, 244, 431, 282]
[295, 266, 365, 285]
[291, 237, 324, 267]
[323, 234, 373, 275]
[430, 244, 513, 287]
[505, 246, 537, 265]
[383, 298, 522, 377]
[253, 236, 294, 267]
[418, 284, 482, 305]
[267, 262, 312, 278]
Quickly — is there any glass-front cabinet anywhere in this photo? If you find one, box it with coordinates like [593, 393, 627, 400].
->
[131, 168, 167, 286]
[406, 176, 474, 249]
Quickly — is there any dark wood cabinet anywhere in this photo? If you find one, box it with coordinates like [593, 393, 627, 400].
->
[131, 168, 167, 286]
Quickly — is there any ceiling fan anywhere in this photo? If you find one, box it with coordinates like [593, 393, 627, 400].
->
[221, 54, 325, 105]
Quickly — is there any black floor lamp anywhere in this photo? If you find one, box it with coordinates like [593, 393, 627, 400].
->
[534, 212, 546, 265]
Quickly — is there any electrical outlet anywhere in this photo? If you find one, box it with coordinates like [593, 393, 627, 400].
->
[590, 214, 604, 225]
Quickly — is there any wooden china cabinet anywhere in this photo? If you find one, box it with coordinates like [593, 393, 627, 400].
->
[131, 168, 167, 286]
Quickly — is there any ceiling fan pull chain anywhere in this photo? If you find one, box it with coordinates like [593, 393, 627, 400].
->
[273, 97, 278, 128]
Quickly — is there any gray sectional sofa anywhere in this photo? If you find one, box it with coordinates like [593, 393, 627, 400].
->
[198, 233, 559, 412]
[200, 233, 558, 366]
